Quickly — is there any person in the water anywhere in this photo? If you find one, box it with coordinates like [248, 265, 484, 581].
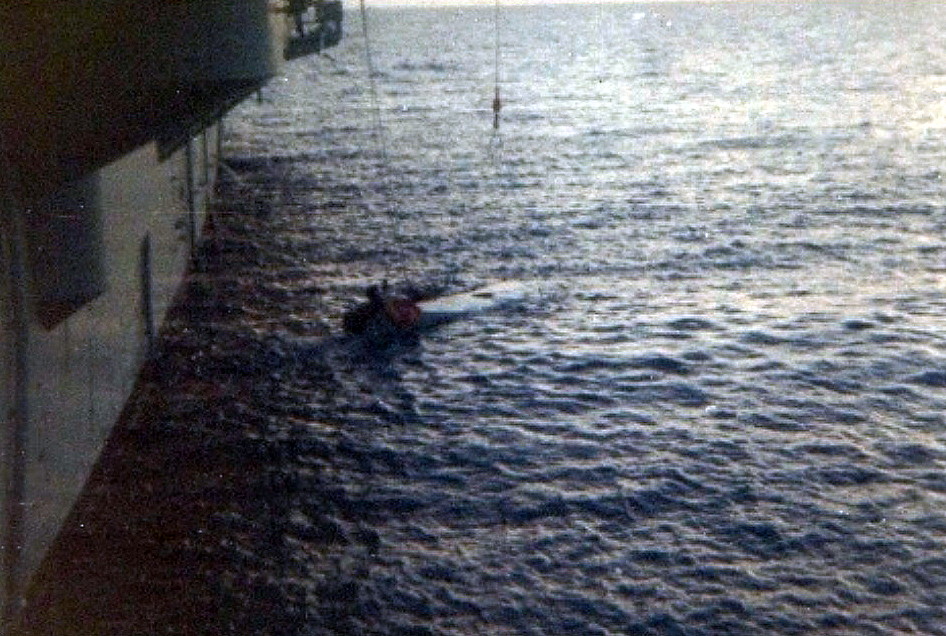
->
[342, 283, 420, 336]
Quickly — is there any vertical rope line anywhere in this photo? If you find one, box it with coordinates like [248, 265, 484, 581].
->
[357, 0, 410, 279]
[358, 0, 396, 212]
[359, 0, 387, 164]
[494, 0, 500, 89]
[492, 0, 502, 130]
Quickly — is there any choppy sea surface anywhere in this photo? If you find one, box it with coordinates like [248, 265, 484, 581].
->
[221, 2, 946, 634]
[22, 3, 946, 636]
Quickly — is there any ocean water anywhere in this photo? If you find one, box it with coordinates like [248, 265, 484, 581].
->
[74, 3, 946, 635]
[212, 2, 946, 635]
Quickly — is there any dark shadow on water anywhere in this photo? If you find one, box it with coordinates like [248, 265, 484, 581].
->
[11, 356, 308, 636]
[9, 193, 423, 635]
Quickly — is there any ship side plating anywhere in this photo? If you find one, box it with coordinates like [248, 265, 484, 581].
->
[0, 1, 341, 627]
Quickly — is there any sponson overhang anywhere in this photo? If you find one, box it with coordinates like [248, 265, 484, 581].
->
[0, 0, 341, 206]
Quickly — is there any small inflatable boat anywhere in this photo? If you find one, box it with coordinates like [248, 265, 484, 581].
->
[343, 280, 529, 338]
[414, 280, 529, 327]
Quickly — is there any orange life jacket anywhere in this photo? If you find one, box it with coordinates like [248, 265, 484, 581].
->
[385, 298, 421, 329]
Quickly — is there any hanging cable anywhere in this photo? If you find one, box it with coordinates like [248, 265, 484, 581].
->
[356, 0, 420, 290]
[358, 0, 401, 221]
[492, 0, 503, 129]
[359, 0, 387, 163]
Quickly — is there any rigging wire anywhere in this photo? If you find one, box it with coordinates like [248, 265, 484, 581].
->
[359, 0, 386, 162]
[488, 0, 505, 167]
[358, 0, 399, 218]
[492, 0, 503, 130]
[357, 0, 418, 287]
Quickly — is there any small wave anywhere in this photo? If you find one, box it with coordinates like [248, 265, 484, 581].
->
[741, 412, 806, 432]
[717, 521, 787, 558]
[554, 353, 692, 376]
[391, 61, 456, 73]
[697, 132, 803, 151]
[877, 442, 942, 466]
[740, 330, 789, 346]
[666, 317, 720, 331]
[908, 370, 946, 388]
[812, 464, 887, 487]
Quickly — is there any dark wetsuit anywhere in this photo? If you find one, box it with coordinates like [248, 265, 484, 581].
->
[342, 286, 385, 335]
